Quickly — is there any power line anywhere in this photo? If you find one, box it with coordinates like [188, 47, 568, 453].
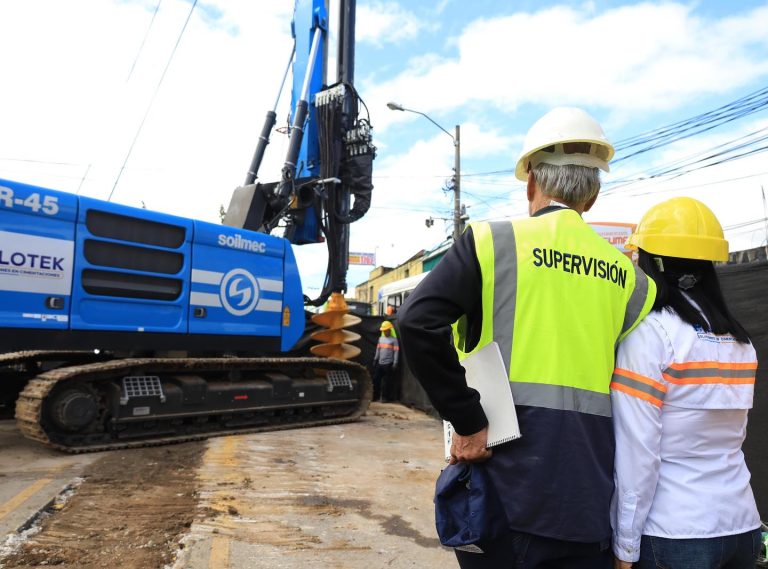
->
[601, 169, 768, 201]
[603, 147, 768, 198]
[617, 86, 768, 149]
[725, 218, 765, 230]
[0, 157, 86, 167]
[372, 167, 517, 181]
[606, 124, 768, 187]
[461, 168, 516, 178]
[108, 0, 198, 201]
[762, 185, 768, 246]
[126, 0, 162, 82]
[612, 85, 768, 163]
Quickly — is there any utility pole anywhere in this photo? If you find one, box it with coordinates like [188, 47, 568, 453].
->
[452, 124, 461, 241]
[762, 185, 768, 247]
[387, 102, 463, 240]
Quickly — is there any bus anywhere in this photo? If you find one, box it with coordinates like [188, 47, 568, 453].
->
[377, 272, 430, 316]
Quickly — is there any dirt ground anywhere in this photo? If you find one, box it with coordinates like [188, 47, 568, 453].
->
[0, 404, 453, 569]
[1, 442, 205, 569]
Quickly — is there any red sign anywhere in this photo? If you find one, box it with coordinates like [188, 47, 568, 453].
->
[589, 222, 637, 260]
[348, 252, 376, 266]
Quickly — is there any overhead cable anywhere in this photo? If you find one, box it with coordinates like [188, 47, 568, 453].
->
[612, 86, 768, 163]
[108, 0, 198, 201]
[126, 0, 162, 82]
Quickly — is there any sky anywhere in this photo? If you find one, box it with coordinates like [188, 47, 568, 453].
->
[1, 0, 768, 296]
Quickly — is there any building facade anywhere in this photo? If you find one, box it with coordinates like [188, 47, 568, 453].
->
[354, 238, 456, 315]
[354, 250, 426, 315]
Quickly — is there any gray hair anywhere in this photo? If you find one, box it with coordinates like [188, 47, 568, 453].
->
[531, 163, 601, 205]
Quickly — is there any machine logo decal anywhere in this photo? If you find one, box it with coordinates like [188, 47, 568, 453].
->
[190, 269, 283, 314]
[217, 233, 267, 253]
[219, 268, 260, 316]
[0, 230, 73, 295]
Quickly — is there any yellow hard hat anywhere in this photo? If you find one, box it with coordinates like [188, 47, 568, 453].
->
[380, 321, 394, 331]
[626, 197, 729, 262]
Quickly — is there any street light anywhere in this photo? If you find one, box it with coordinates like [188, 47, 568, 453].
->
[387, 102, 462, 241]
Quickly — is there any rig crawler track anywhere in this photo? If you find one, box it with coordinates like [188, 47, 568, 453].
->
[0, 350, 112, 419]
[13, 356, 371, 453]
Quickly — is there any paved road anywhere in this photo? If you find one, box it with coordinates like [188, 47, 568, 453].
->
[173, 403, 456, 568]
[1, 405, 457, 568]
[0, 420, 99, 544]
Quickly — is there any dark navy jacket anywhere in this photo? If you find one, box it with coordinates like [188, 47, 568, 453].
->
[398, 207, 619, 543]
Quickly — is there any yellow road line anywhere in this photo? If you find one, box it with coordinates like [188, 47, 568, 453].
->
[204, 436, 241, 568]
[0, 477, 54, 522]
[209, 535, 230, 568]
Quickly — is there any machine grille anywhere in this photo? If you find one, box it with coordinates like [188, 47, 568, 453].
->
[121, 375, 166, 404]
[326, 370, 353, 392]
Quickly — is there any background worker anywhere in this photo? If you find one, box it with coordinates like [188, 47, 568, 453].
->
[372, 321, 399, 402]
[398, 107, 656, 569]
[611, 197, 761, 569]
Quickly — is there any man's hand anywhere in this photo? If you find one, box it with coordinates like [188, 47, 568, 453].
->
[449, 427, 492, 464]
[614, 557, 632, 569]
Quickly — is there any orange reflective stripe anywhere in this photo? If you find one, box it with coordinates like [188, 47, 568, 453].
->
[663, 360, 757, 385]
[611, 368, 667, 405]
[613, 368, 667, 393]
[610, 381, 664, 407]
[662, 374, 756, 385]
[668, 361, 757, 371]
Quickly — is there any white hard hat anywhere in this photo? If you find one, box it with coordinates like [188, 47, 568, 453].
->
[514, 107, 615, 181]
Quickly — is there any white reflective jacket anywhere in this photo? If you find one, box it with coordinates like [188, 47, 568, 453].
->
[610, 308, 760, 562]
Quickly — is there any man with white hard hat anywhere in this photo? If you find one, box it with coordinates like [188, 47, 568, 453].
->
[399, 107, 656, 568]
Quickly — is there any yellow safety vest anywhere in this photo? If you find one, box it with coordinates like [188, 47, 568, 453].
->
[454, 210, 656, 416]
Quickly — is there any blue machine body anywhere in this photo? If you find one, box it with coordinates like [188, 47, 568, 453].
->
[0, 178, 305, 352]
[288, 0, 326, 245]
[0, 0, 347, 355]
[0, 0, 374, 453]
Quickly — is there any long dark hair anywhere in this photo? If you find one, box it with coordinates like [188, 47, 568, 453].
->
[638, 249, 751, 343]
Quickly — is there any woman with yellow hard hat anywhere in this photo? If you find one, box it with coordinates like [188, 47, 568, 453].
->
[610, 197, 761, 568]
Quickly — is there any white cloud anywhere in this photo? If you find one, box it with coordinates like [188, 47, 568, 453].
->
[0, 0, 294, 223]
[356, 1, 433, 46]
[435, 0, 451, 15]
[361, 1, 768, 264]
[368, 2, 768, 134]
